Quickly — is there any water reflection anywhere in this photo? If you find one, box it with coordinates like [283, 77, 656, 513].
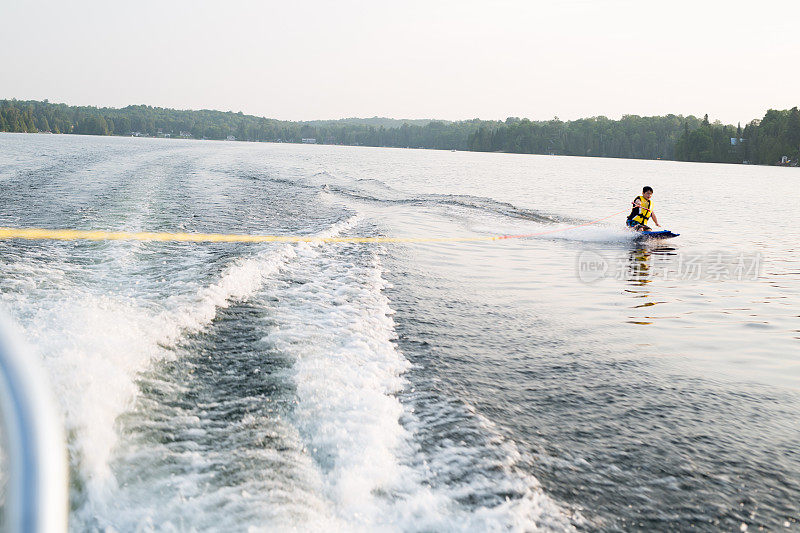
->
[627, 247, 654, 285]
[625, 245, 678, 325]
[625, 245, 678, 284]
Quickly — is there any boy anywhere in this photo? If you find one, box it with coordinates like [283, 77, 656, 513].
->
[626, 186, 660, 231]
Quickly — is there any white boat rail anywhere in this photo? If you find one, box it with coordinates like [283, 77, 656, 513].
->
[0, 314, 68, 532]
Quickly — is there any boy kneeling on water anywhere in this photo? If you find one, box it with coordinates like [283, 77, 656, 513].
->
[626, 186, 660, 231]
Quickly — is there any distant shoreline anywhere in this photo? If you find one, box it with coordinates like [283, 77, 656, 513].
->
[1, 99, 798, 167]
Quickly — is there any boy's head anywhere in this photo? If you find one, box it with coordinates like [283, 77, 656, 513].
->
[642, 186, 653, 199]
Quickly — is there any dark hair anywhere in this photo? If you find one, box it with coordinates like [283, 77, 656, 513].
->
[643, 186, 653, 194]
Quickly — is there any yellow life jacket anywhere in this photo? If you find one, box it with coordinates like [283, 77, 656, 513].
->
[631, 195, 652, 225]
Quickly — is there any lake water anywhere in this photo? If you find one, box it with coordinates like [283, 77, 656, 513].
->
[0, 133, 798, 531]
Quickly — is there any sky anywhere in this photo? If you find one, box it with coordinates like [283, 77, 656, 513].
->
[1, 0, 799, 124]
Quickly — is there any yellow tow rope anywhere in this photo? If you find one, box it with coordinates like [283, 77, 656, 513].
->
[0, 209, 628, 244]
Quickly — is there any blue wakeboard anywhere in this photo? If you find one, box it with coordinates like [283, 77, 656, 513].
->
[637, 229, 679, 239]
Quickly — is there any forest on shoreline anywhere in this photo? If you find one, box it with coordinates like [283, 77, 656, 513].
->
[1, 99, 798, 166]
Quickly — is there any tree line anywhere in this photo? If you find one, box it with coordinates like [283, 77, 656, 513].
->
[467, 115, 701, 160]
[674, 109, 800, 165]
[1, 99, 798, 165]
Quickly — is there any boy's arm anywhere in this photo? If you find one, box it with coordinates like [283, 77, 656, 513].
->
[651, 212, 660, 226]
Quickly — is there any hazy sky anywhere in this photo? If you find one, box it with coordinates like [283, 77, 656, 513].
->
[2, 0, 798, 124]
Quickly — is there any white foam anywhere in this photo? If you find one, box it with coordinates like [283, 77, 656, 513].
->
[262, 242, 574, 531]
[83, 406, 349, 532]
[539, 224, 637, 243]
[163, 216, 358, 340]
[437, 201, 636, 245]
[2, 211, 575, 530]
[471, 218, 636, 244]
[0, 217, 358, 525]
[263, 244, 411, 529]
[399, 400, 579, 532]
[163, 244, 297, 339]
